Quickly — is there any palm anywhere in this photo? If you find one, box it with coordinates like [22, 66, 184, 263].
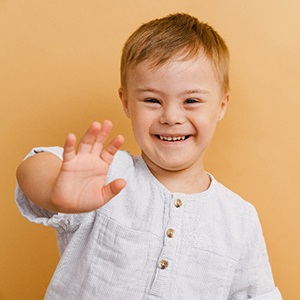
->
[51, 121, 126, 213]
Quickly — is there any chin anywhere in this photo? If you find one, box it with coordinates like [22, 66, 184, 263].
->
[155, 160, 194, 172]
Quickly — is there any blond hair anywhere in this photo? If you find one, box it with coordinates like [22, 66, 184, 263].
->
[120, 13, 230, 93]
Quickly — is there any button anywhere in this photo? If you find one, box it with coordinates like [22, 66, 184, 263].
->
[174, 199, 182, 208]
[159, 259, 169, 269]
[166, 228, 175, 238]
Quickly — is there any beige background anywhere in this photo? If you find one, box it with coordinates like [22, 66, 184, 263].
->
[1, 1, 299, 299]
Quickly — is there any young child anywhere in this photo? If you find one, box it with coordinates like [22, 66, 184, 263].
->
[16, 13, 282, 299]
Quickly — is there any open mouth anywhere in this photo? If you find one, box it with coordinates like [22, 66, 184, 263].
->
[156, 135, 190, 142]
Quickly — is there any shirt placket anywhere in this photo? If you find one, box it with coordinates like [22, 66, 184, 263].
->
[149, 194, 184, 298]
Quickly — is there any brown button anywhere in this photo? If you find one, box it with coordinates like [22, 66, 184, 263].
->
[159, 259, 169, 269]
[174, 199, 182, 208]
[166, 228, 175, 238]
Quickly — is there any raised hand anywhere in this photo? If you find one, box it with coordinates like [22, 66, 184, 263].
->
[50, 120, 126, 213]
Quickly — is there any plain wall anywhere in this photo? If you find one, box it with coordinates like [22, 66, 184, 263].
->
[1, 1, 299, 299]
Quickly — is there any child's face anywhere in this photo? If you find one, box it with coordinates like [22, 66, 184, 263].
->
[119, 55, 229, 175]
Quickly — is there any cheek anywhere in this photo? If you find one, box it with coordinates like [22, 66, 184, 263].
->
[194, 115, 219, 138]
[131, 108, 155, 128]
[130, 115, 149, 140]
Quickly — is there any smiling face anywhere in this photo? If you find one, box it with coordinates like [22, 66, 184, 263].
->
[119, 55, 229, 182]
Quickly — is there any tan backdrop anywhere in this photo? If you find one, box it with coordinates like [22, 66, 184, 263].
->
[1, 1, 299, 299]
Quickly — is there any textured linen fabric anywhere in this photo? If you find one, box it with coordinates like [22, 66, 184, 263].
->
[15, 147, 282, 300]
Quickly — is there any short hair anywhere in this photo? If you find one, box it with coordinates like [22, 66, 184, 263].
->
[120, 13, 230, 93]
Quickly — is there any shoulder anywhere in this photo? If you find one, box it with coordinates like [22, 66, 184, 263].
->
[209, 176, 260, 230]
[213, 177, 256, 213]
[106, 150, 135, 181]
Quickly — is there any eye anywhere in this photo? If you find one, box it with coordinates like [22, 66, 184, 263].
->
[144, 98, 160, 104]
[185, 98, 200, 104]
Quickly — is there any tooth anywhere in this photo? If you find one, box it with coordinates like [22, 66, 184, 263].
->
[158, 135, 187, 141]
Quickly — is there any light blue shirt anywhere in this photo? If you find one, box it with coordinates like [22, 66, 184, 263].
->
[16, 147, 282, 300]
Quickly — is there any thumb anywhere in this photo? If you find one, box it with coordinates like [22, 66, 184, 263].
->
[101, 179, 126, 203]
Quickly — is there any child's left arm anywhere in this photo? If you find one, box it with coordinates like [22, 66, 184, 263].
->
[228, 212, 282, 299]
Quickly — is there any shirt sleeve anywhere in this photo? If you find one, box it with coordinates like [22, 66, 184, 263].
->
[228, 209, 282, 300]
[15, 146, 79, 230]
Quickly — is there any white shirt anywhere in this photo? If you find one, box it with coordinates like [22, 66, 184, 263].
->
[15, 147, 282, 300]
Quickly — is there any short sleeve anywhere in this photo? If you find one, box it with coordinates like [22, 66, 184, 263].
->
[228, 209, 282, 299]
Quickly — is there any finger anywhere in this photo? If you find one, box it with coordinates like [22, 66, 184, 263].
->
[78, 122, 102, 153]
[91, 120, 113, 154]
[100, 135, 124, 165]
[96, 120, 113, 143]
[63, 133, 77, 161]
[101, 179, 126, 204]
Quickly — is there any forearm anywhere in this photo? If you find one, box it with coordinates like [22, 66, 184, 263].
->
[16, 152, 62, 212]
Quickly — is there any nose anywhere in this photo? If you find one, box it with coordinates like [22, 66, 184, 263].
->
[159, 104, 185, 126]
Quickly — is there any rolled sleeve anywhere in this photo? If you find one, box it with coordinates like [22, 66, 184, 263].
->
[250, 287, 282, 300]
[228, 208, 282, 299]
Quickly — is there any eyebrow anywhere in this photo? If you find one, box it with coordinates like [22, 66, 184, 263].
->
[182, 89, 210, 95]
[136, 88, 159, 93]
[135, 88, 210, 95]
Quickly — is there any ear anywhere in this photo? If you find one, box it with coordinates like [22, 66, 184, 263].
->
[118, 87, 130, 118]
[218, 92, 230, 121]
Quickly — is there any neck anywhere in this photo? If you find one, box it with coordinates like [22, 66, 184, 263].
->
[143, 155, 210, 194]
